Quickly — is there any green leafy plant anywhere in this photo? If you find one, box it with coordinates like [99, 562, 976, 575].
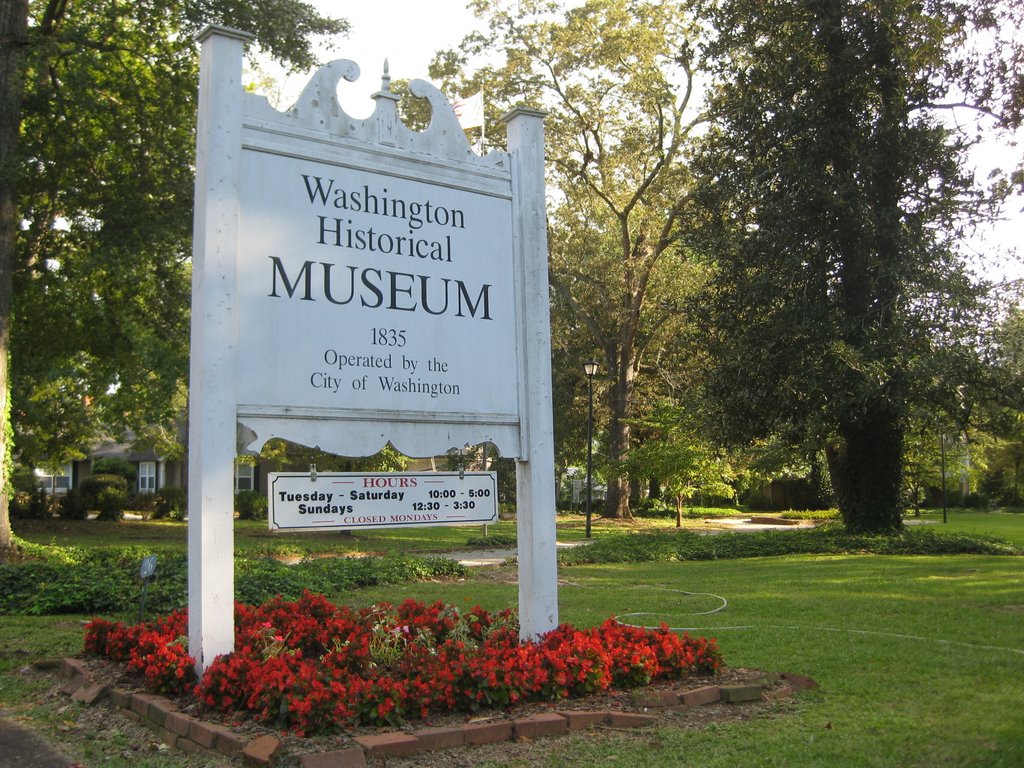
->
[152, 486, 186, 520]
[235, 490, 268, 521]
[557, 525, 1023, 566]
[58, 489, 89, 520]
[465, 533, 517, 547]
[0, 546, 469, 616]
[95, 486, 127, 521]
[8, 487, 53, 519]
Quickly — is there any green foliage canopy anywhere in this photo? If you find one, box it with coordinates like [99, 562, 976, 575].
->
[435, 0, 708, 518]
[9, 1, 346, 470]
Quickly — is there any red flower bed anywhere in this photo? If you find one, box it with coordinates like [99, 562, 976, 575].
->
[84, 592, 722, 736]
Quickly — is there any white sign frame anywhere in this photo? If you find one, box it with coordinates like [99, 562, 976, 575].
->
[188, 27, 558, 672]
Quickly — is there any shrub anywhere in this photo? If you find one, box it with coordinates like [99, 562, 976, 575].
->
[58, 489, 89, 520]
[130, 492, 158, 517]
[0, 546, 466, 616]
[79, 473, 128, 510]
[235, 490, 268, 521]
[740, 490, 774, 511]
[9, 487, 53, 519]
[634, 497, 674, 518]
[152, 486, 186, 520]
[92, 457, 137, 484]
[776, 508, 841, 520]
[962, 492, 988, 509]
[683, 506, 746, 519]
[95, 486, 127, 521]
[465, 533, 517, 547]
[556, 524, 1023, 566]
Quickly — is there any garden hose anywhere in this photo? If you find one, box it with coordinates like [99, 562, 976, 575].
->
[559, 582, 729, 630]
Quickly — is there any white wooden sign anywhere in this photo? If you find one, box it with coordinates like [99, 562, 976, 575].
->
[268, 471, 497, 531]
[235, 153, 520, 422]
[189, 27, 557, 673]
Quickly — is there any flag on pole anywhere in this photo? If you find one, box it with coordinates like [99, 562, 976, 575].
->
[452, 91, 484, 129]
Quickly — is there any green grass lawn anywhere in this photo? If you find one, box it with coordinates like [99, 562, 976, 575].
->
[355, 554, 1024, 768]
[908, 508, 1024, 547]
[4, 511, 1023, 767]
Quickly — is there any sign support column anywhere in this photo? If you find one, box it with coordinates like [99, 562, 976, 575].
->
[505, 107, 559, 640]
[188, 26, 251, 672]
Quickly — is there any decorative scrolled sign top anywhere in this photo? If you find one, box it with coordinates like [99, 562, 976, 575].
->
[243, 58, 504, 166]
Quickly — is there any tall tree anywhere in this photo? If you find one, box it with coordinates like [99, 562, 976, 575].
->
[973, 305, 1024, 504]
[0, 0, 346, 552]
[691, 0, 1021, 532]
[434, 0, 705, 518]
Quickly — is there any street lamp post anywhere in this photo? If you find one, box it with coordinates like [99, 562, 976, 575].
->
[584, 360, 598, 538]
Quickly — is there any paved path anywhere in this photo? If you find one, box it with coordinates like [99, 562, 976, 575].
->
[443, 540, 590, 566]
[0, 710, 76, 767]
[708, 517, 819, 531]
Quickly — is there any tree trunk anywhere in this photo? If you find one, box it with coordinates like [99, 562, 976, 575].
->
[0, 0, 29, 555]
[628, 476, 641, 507]
[603, 352, 634, 519]
[825, 403, 905, 533]
[1013, 453, 1021, 505]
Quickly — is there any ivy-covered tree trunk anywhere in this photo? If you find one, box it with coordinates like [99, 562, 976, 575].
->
[826, 403, 905, 533]
[821, 1, 906, 532]
[0, 0, 28, 554]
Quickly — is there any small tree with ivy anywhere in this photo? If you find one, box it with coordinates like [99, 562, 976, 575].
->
[620, 401, 733, 527]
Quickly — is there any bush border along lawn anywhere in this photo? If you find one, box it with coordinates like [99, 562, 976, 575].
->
[556, 523, 1022, 566]
[0, 542, 467, 615]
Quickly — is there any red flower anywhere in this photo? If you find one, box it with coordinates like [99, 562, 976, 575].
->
[87, 595, 723, 735]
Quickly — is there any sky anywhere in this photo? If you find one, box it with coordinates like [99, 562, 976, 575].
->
[258, 0, 481, 115]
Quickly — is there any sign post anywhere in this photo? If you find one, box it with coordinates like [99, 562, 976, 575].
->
[188, 26, 252, 671]
[505, 107, 558, 637]
[189, 27, 558, 672]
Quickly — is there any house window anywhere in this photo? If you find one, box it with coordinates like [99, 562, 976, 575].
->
[235, 462, 254, 493]
[138, 461, 157, 493]
[35, 464, 72, 495]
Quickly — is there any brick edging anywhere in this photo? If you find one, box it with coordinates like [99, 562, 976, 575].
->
[53, 658, 818, 766]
